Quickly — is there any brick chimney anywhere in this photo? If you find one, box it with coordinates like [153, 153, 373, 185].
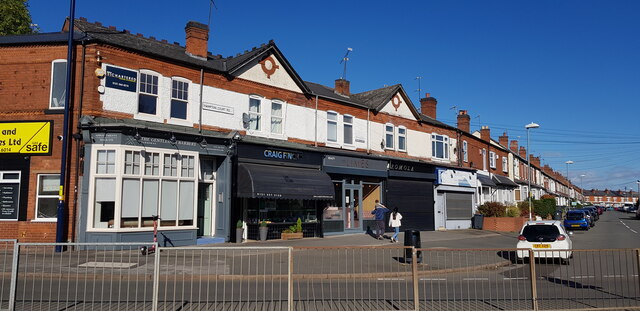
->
[480, 126, 490, 142]
[185, 21, 209, 58]
[519, 146, 526, 159]
[510, 140, 519, 153]
[499, 132, 508, 147]
[420, 93, 437, 119]
[334, 79, 350, 95]
[529, 155, 540, 167]
[457, 110, 470, 132]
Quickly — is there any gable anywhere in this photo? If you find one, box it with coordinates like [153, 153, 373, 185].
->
[235, 53, 303, 94]
[379, 92, 417, 120]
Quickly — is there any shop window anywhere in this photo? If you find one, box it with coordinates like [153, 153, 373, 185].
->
[249, 97, 261, 131]
[170, 79, 189, 119]
[49, 60, 67, 109]
[327, 111, 338, 142]
[96, 150, 116, 174]
[163, 153, 179, 176]
[489, 151, 496, 168]
[138, 71, 159, 115]
[271, 101, 283, 134]
[0, 172, 20, 221]
[181, 155, 195, 177]
[385, 124, 394, 149]
[463, 141, 468, 162]
[124, 151, 141, 175]
[36, 174, 59, 220]
[343, 115, 353, 145]
[144, 152, 160, 176]
[397, 126, 406, 152]
[94, 178, 115, 228]
[431, 134, 449, 159]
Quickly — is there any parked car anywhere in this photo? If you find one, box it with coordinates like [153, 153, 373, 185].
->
[635, 207, 640, 220]
[564, 210, 589, 231]
[516, 220, 572, 265]
[583, 207, 599, 222]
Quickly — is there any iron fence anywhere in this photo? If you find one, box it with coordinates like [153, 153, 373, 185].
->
[3, 243, 640, 311]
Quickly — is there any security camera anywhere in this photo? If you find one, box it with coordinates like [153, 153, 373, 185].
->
[57, 135, 63, 141]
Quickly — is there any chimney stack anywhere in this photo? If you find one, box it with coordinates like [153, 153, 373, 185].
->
[185, 21, 209, 58]
[519, 146, 526, 159]
[480, 126, 490, 142]
[499, 132, 508, 147]
[457, 110, 470, 132]
[420, 93, 437, 119]
[510, 140, 519, 153]
[334, 79, 350, 95]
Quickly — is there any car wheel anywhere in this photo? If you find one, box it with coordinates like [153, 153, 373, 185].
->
[585, 226, 589, 231]
[561, 258, 570, 265]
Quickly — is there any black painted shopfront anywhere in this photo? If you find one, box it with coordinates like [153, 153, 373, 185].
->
[233, 144, 333, 241]
[386, 160, 436, 231]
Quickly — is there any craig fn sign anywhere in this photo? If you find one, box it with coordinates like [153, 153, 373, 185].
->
[0, 121, 53, 155]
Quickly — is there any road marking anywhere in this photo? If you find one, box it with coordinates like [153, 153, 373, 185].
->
[570, 276, 595, 279]
[619, 220, 639, 234]
[420, 278, 447, 281]
[377, 278, 405, 281]
[603, 275, 625, 278]
[463, 278, 489, 281]
[504, 277, 528, 280]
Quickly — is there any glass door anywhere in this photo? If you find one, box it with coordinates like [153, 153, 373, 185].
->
[197, 183, 212, 236]
[344, 184, 362, 230]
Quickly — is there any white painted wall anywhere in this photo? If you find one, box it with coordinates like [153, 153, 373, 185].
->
[379, 92, 416, 120]
[236, 56, 303, 94]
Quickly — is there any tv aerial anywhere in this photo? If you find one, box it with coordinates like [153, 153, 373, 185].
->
[340, 48, 353, 80]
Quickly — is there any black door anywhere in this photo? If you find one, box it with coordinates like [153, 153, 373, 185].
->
[386, 179, 435, 231]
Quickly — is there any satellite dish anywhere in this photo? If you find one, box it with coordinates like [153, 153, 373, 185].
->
[242, 113, 250, 129]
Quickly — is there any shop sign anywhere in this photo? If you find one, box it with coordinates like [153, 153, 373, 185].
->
[0, 121, 52, 155]
[323, 155, 387, 172]
[436, 168, 476, 187]
[237, 144, 321, 166]
[263, 149, 300, 161]
[389, 160, 434, 174]
[105, 66, 137, 92]
[0, 183, 19, 220]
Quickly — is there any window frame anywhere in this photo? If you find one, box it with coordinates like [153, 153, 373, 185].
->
[170, 77, 189, 120]
[431, 134, 449, 160]
[489, 151, 496, 169]
[35, 174, 60, 221]
[248, 95, 263, 132]
[502, 156, 508, 173]
[49, 59, 67, 109]
[397, 126, 407, 152]
[462, 141, 468, 162]
[138, 70, 160, 115]
[343, 114, 354, 145]
[385, 124, 395, 150]
[327, 111, 338, 143]
[270, 100, 284, 135]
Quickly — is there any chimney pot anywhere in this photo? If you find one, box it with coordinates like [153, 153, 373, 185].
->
[185, 21, 209, 58]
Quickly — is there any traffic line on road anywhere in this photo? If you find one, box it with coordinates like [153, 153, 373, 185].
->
[603, 275, 625, 278]
[420, 278, 447, 281]
[503, 277, 528, 280]
[570, 276, 595, 279]
[377, 278, 405, 281]
[619, 220, 638, 234]
[463, 278, 489, 281]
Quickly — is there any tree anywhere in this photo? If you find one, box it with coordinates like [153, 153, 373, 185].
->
[0, 0, 37, 36]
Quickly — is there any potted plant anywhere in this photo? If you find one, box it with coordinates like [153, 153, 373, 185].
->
[281, 218, 303, 240]
[259, 220, 269, 241]
[235, 220, 243, 243]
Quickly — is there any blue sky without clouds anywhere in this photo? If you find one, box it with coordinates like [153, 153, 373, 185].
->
[27, 0, 640, 191]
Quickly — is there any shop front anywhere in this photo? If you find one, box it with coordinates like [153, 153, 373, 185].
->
[387, 160, 436, 231]
[233, 144, 334, 241]
[78, 127, 231, 246]
[434, 167, 477, 230]
[322, 155, 387, 235]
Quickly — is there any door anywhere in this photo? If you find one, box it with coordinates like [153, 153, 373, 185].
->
[435, 192, 445, 230]
[344, 184, 362, 230]
[197, 183, 213, 236]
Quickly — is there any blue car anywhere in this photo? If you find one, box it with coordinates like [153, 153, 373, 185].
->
[564, 210, 589, 231]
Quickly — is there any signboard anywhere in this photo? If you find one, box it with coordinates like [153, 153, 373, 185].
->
[203, 102, 234, 115]
[105, 66, 137, 92]
[0, 183, 19, 220]
[436, 168, 476, 187]
[0, 121, 52, 155]
[237, 144, 322, 166]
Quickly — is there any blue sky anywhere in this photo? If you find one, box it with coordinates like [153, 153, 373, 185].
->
[28, 0, 640, 192]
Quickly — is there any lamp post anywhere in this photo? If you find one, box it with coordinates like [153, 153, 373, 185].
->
[580, 174, 586, 203]
[636, 180, 640, 207]
[565, 160, 573, 206]
[525, 122, 539, 221]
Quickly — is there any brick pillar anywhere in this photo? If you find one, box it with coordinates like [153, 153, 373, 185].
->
[334, 79, 350, 95]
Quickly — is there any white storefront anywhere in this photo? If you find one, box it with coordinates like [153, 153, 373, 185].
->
[434, 168, 478, 230]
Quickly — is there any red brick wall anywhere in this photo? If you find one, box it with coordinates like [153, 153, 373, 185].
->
[483, 217, 527, 232]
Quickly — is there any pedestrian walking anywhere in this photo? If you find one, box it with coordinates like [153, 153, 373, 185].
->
[371, 200, 389, 240]
[388, 208, 402, 243]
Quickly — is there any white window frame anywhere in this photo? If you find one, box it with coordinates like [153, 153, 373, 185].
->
[170, 77, 189, 120]
[489, 151, 496, 168]
[248, 95, 262, 132]
[385, 124, 395, 150]
[431, 134, 449, 160]
[138, 70, 160, 116]
[87, 146, 198, 232]
[327, 111, 338, 143]
[35, 174, 60, 221]
[49, 59, 67, 109]
[502, 157, 508, 173]
[462, 141, 468, 162]
[397, 126, 407, 152]
[343, 114, 354, 145]
[270, 100, 284, 135]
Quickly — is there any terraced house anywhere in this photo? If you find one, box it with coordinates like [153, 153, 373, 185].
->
[0, 18, 581, 244]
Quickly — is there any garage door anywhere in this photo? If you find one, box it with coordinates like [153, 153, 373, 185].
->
[386, 179, 434, 231]
[445, 192, 473, 220]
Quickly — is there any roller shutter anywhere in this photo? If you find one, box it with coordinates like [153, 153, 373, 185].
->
[386, 179, 434, 231]
[445, 192, 473, 220]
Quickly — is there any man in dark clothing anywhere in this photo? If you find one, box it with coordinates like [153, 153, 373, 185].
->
[371, 200, 389, 240]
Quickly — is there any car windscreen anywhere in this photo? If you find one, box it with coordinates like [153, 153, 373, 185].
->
[522, 225, 560, 242]
[566, 212, 584, 220]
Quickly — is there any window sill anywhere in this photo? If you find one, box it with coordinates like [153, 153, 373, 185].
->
[44, 109, 64, 115]
[166, 118, 192, 127]
[31, 219, 57, 223]
[134, 113, 163, 123]
[325, 142, 341, 148]
[341, 145, 357, 151]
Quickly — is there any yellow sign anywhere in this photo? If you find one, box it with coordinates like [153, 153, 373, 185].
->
[0, 121, 52, 155]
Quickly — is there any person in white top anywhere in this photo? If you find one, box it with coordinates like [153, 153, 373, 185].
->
[388, 207, 403, 243]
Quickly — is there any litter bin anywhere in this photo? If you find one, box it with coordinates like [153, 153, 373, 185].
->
[404, 230, 422, 263]
[472, 214, 484, 229]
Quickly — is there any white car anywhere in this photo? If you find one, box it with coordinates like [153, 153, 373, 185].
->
[516, 220, 572, 264]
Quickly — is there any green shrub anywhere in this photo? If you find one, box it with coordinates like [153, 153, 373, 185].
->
[534, 197, 556, 219]
[477, 202, 506, 217]
[505, 206, 520, 217]
[517, 201, 531, 217]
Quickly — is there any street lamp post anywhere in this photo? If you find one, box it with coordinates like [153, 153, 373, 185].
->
[580, 174, 586, 203]
[566, 160, 573, 206]
[636, 180, 640, 207]
[525, 122, 539, 221]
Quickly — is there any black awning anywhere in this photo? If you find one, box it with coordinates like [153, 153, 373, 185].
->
[477, 174, 497, 187]
[237, 163, 335, 200]
[492, 175, 519, 188]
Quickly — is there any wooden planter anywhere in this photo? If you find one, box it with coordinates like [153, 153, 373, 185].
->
[281, 232, 303, 240]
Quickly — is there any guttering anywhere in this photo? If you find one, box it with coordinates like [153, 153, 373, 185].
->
[314, 95, 318, 147]
[199, 68, 204, 133]
[367, 108, 370, 153]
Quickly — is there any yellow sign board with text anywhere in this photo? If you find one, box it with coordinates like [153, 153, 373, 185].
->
[0, 121, 53, 155]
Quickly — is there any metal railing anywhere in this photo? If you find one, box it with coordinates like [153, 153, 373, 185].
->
[3, 243, 640, 311]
